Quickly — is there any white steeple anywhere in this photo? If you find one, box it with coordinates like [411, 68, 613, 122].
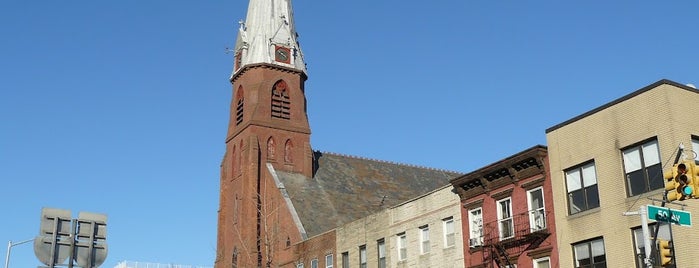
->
[231, 0, 307, 79]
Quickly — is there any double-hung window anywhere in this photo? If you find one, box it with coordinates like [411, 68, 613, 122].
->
[528, 187, 546, 231]
[622, 139, 663, 196]
[419, 225, 430, 254]
[377, 239, 386, 268]
[325, 254, 333, 268]
[359, 245, 367, 268]
[341, 252, 349, 268]
[566, 162, 600, 214]
[497, 197, 514, 240]
[468, 208, 483, 247]
[397, 233, 407, 261]
[443, 217, 455, 248]
[573, 238, 606, 268]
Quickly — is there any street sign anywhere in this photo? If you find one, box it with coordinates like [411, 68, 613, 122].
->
[647, 205, 692, 226]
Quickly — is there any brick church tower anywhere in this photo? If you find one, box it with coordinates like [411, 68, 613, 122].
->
[215, 0, 314, 267]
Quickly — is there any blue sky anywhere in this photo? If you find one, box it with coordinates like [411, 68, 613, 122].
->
[1, 1, 697, 267]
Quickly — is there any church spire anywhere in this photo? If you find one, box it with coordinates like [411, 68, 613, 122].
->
[232, 0, 307, 79]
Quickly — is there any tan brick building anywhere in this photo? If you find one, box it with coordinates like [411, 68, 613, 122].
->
[336, 185, 465, 268]
[546, 79, 699, 267]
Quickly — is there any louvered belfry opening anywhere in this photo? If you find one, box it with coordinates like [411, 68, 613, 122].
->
[235, 87, 244, 125]
[271, 80, 290, 119]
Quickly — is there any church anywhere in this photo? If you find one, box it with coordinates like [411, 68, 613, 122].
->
[215, 0, 462, 267]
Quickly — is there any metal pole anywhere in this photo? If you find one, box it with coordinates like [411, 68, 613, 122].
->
[4, 239, 33, 268]
[640, 206, 653, 268]
[4, 241, 9, 268]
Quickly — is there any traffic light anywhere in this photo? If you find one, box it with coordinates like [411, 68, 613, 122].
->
[687, 161, 699, 199]
[658, 239, 673, 266]
[664, 161, 694, 202]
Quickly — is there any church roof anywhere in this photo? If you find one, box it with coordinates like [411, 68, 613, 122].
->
[273, 152, 462, 238]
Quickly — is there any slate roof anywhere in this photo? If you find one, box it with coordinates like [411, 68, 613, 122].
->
[274, 151, 463, 238]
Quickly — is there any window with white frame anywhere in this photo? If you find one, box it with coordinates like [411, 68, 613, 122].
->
[528, 187, 546, 231]
[397, 232, 407, 261]
[573, 238, 606, 268]
[497, 197, 514, 240]
[443, 217, 455, 248]
[622, 139, 663, 196]
[359, 245, 367, 268]
[468, 208, 483, 247]
[692, 137, 699, 160]
[566, 162, 600, 215]
[325, 254, 333, 268]
[533, 257, 550, 268]
[377, 239, 386, 268]
[419, 225, 430, 254]
[311, 258, 318, 268]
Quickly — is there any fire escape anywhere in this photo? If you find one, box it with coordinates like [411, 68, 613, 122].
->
[481, 210, 551, 268]
[450, 146, 551, 268]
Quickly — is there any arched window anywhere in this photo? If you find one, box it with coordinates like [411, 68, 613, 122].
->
[284, 139, 293, 163]
[235, 86, 244, 125]
[271, 80, 290, 119]
[267, 137, 276, 159]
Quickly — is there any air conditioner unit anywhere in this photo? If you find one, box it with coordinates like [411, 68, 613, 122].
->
[469, 238, 481, 248]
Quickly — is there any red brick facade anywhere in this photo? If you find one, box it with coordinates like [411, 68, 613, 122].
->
[216, 64, 319, 268]
[451, 146, 559, 268]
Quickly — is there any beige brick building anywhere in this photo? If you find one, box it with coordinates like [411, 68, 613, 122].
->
[546, 79, 699, 267]
[336, 185, 465, 268]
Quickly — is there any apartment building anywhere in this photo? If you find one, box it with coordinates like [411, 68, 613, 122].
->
[336, 185, 465, 268]
[451, 146, 558, 268]
[546, 79, 699, 267]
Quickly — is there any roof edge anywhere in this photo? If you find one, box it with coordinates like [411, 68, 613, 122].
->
[315, 150, 464, 174]
[546, 79, 697, 133]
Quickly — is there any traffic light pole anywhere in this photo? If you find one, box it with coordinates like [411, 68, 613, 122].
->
[623, 207, 654, 268]
[649, 143, 685, 267]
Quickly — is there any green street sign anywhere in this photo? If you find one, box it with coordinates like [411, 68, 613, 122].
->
[647, 205, 692, 226]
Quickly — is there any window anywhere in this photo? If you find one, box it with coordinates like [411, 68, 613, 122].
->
[311, 259, 318, 268]
[419, 225, 430, 254]
[284, 139, 294, 163]
[443, 217, 455, 248]
[632, 224, 670, 268]
[468, 208, 482, 247]
[397, 233, 407, 261]
[693, 137, 699, 160]
[528, 187, 546, 231]
[235, 87, 244, 125]
[297, 263, 304, 268]
[271, 80, 291, 119]
[359, 245, 367, 268]
[377, 239, 386, 268]
[267, 137, 276, 159]
[533, 257, 550, 268]
[341, 252, 349, 268]
[622, 139, 663, 196]
[566, 162, 600, 214]
[497, 198, 514, 240]
[573, 238, 606, 268]
[325, 254, 333, 268]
